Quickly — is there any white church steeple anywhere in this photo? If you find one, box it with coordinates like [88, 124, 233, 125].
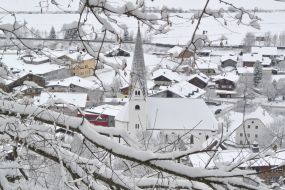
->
[128, 26, 147, 132]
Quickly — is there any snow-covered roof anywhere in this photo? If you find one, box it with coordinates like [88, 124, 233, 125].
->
[195, 61, 218, 70]
[190, 149, 285, 169]
[153, 81, 205, 98]
[38, 92, 88, 108]
[104, 46, 130, 55]
[187, 73, 209, 84]
[47, 76, 100, 90]
[167, 46, 183, 56]
[212, 72, 239, 83]
[220, 55, 238, 63]
[242, 53, 262, 63]
[251, 46, 278, 56]
[224, 107, 274, 135]
[146, 98, 218, 130]
[1, 54, 66, 76]
[85, 104, 124, 117]
[21, 54, 50, 63]
[151, 68, 182, 82]
[215, 90, 237, 94]
[61, 52, 94, 61]
[116, 98, 218, 131]
[236, 67, 254, 74]
[262, 57, 271, 66]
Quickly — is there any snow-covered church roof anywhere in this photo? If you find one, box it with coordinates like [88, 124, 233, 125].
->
[115, 98, 218, 131]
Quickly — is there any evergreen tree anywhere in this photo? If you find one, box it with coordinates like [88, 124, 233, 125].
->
[253, 61, 263, 87]
[49, 26, 56, 39]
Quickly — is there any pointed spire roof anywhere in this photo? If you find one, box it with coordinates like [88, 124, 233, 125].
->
[129, 26, 147, 98]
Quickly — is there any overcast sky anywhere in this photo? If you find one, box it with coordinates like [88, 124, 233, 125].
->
[0, 0, 285, 12]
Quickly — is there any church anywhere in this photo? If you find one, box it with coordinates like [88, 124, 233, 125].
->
[115, 27, 218, 146]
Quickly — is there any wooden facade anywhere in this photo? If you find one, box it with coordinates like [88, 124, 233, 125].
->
[0, 73, 45, 93]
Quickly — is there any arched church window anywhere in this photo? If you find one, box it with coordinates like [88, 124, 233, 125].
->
[135, 90, 137, 95]
[138, 90, 141, 95]
[135, 105, 140, 110]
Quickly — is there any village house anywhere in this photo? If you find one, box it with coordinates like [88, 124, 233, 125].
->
[234, 107, 275, 147]
[149, 80, 205, 98]
[13, 81, 44, 96]
[189, 149, 285, 185]
[220, 54, 238, 68]
[195, 61, 218, 76]
[251, 46, 278, 58]
[37, 92, 88, 116]
[21, 53, 50, 64]
[242, 53, 263, 67]
[80, 104, 124, 127]
[115, 28, 218, 147]
[187, 73, 209, 89]
[151, 68, 181, 87]
[0, 72, 45, 93]
[57, 52, 103, 77]
[167, 46, 194, 59]
[46, 76, 103, 104]
[104, 47, 130, 57]
[213, 72, 239, 98]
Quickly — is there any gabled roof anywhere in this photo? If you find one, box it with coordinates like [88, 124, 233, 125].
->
[167, 46, 184, 56]
[85, 104, 124, 117]
[59, 52, 94, 62]
[188, 73, 209, 84]
[195, 60, 218, 70]
[47, 76, 100, 90]
[212, 72, 239, 83]
[251, 46, 278, 56]
[115, 98, 218, 131]
[151, 68, 181, 82]
[223, 107, 274, 135]
[242, 53, 262, 63]
[104, 46, 130, 56]
[153, 81, 205, 98]
[38, 92, 87, 108]
[220, 55, 238, 63]
[147, 98, 218, 131]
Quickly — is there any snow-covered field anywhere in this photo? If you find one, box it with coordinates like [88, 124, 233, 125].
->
[1, 11, 285, 46]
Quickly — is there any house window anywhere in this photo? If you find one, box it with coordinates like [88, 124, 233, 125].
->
[255, 126, 258, 129]
[240, 133, 243, 137]
[135, 105, 140, 110]
[252, 121, 254, 124]
[135, 124, 139, 129]
[240, 140, 243, 145]
[247, 133, 250, 137]
[255, 134, 258, 138]
[248, 125, 250, 129]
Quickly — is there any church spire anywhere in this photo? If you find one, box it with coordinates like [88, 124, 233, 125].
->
[129, 25, 147, 99]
